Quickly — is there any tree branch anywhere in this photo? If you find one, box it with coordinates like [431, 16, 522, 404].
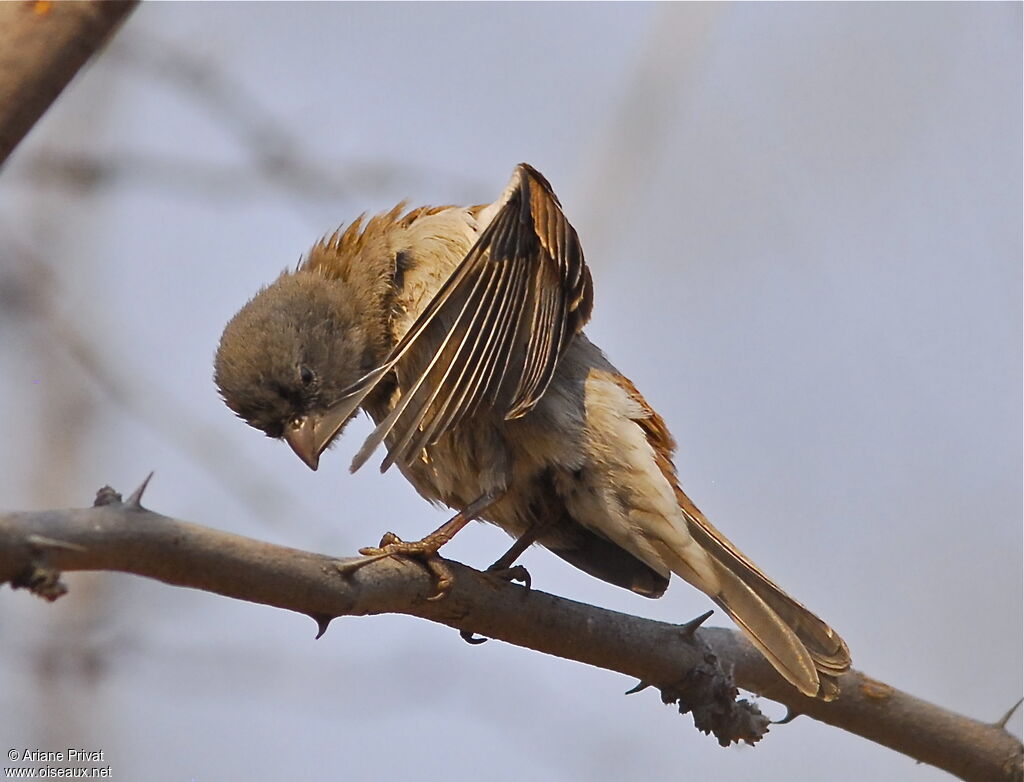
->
[0, 482, 1020, 782]
[0, 0, 138, 167]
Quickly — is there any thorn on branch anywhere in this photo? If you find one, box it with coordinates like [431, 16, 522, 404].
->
[25, 534, 86, 553]
[335, 552, 391, 580]
[126, 472, 155, 510]
[678, 609, 715, 640]
[311, 613, 335, 640]
[625, 680, 651, 695]
[996, 697, 1024, 730]
[772, 707, 802, 725]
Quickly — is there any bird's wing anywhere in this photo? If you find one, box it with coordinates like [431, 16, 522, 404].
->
[336, 163, 593, 473]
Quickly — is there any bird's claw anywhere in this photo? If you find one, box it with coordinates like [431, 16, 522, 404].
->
[371, 531, 403, 548]
[460, 629, 489, 645]
[483, 564, 532, 590]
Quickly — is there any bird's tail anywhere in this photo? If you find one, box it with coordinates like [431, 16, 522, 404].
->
[669, 490, 851, 700]
[612, 373, 849, 698]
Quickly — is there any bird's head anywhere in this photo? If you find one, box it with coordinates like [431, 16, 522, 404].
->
[214, 270, 381, 470]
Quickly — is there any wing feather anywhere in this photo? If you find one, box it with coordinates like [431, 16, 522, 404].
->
[409, 255, 522, 453]
[382, 258, 507, 469]
[339, 163, 593, 472]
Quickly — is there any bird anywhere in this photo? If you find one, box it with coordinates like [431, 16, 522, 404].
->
[214, 163, 851, 699]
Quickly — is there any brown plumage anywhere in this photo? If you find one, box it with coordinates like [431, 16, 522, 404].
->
[214, 163, 851, 698]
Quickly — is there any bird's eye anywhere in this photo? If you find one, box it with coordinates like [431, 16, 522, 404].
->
[299, 366, 315, 385]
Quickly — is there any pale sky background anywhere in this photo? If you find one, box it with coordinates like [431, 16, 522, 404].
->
[0, 3, 1021, 781]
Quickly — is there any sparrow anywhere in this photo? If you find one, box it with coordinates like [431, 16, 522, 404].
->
[214, 163, 851, 699]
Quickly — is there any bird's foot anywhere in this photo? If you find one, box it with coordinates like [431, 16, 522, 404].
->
[357, 531, 455, 601]
[482, 563, 531, 590]
[336, 494, 500, 599]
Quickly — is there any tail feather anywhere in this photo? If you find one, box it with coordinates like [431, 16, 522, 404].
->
[710, 570, 819, 697]
[675, 492, 851, 700]
[612, 373, 850, 698]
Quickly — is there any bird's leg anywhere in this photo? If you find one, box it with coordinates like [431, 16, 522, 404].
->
[339, 491, 502, 600]
[460, 521, 547, 644]
[481, 523, 547, 589]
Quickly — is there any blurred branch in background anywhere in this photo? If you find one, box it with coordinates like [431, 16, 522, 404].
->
[1, 487, 1021, 782]
[3, 33, 486, 219]
[6, 148, 409, 204]
[574, 3, 719, 267]
[111, 35, 359, 203]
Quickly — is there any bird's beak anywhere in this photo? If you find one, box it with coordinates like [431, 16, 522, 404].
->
[283, 404, 354, 472]
[285, 417, 321, 470]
